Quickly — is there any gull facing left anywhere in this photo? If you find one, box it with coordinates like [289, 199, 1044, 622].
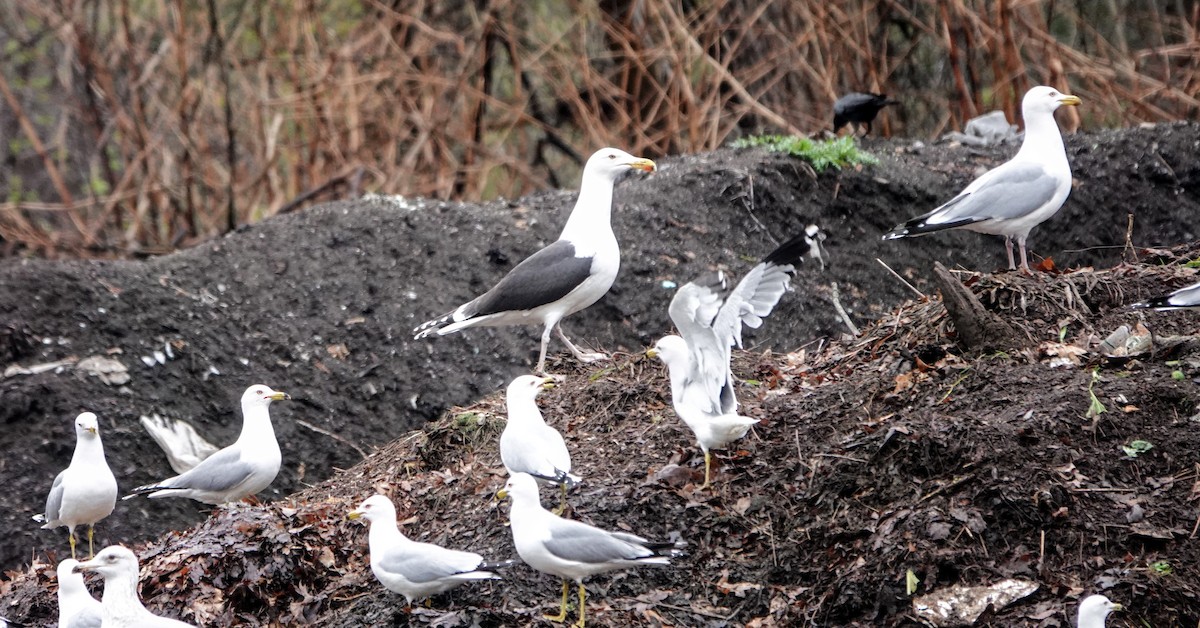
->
[125, 385, 289, 504]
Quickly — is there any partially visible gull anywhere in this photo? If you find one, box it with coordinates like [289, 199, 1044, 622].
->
[1133, 280, 1200, 310]
[648, 226, 825, 487]
[413, 148, 656, 374]
[1076, 594, 1121, 628]
[56, 559, 102, 628]
[834, 92, 900, 136]
[139, 414, 219, 474]
[498, 473, 683, 628]
[73, 546, 195, 627]
[348, 494, 514, 605]
[500, 375, 580, 511]
[125, 385, 289, 505]
[35, 412, 117, 559]
[884, 85, 1082, 273]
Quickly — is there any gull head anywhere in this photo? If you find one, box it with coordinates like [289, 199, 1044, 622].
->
[74, 412, 100, 439]
[1023, 85, 1082, 116]
[1077, 594, 1121, 627]
[73, 545, 138, 579]
[56, 558, 86, 587]
[584, 147, 656, 183]
[496, 472, 540, 504]
[507, 374, 555, 400]
[348, 494, 397, 524]
[647, 335, 688, 368]
[241, 384, 291, 409]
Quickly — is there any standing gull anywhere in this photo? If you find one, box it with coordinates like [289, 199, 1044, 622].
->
[833, 92, 900, 136]
[35, 412, 117, 559]
[498, 473, 683, 628]
[413, 148, 656, 373]
[648, 227, 824, 487]
[1076, 594, 1121, 628]
[500, 375, 580, 511]
[1133, 280, 1200, 310]
[56, 559, 102, 628]
[73, 546, 194, 627]
[884, 85, 1082, 273]
[348, 494, 514, 605]
[125, 385, 289, 505]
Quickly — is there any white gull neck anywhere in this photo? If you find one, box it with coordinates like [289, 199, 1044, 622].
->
[1014, 106, 1068, 171]
[558, 169, 616, 244]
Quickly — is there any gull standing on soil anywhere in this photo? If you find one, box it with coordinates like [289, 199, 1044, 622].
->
[347, 494, 514, 605]
[833, 92, 900, 136]
[497, 473, 683, 628]
[1076, 594, 1122, 628]
[125, 385, 289, 505]
[883, 85, 1082, 273]
[35, 412, 118, 559]
[413, 148, 656, 374]
[500, 375, 580, 511]
[1133, 280, 1200, 310]
[73, 546, 195, 628]
[647, 227, 825, 487]
[56, 559, 102, 628]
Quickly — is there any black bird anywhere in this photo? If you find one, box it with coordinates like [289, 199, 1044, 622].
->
[833, 92, 900, 136]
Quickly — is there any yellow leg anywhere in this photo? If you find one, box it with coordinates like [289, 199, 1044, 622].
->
[552, 484, 569, 517]
[700, 451, 712, 489]
[572, 583, 587, 628]
[543, 579, 569, 622]
[68, 530, 77, 560]
[88, 525, 96, 559]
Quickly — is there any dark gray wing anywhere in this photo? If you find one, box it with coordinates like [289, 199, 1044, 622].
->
[542, 519, 653, 564]
[463, 240, 594, 317]
[375, 543, 485, 583]
[891, 161, 1060, 236]
[160, 445, 254, 492]
[834, 93, 881, 115]
[42, 470, 67, 524]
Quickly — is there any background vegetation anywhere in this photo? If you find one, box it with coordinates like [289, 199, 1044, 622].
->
[1, 0, 1196, 257]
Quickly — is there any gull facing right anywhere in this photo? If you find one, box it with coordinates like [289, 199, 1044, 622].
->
[884, 85, 1081, 273]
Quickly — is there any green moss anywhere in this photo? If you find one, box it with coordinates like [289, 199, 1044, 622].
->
[731, 135, 879, 172]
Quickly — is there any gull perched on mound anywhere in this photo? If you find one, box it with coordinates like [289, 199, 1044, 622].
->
[648, 226, 825, 487]
[498, 473, 683, 628]
[35, 412, 117, 559]
[500, 375, 580, 511]
[125, 385, 289, 505]
[56, 559, 102, 628]
[413, 148, 656, 374]
[348, 494, 514, 605]
[884, 85, 1082, 273]
[73, 546, 195, 627]
[1076, 594, 1121, 628]
[1133, 280, 1200, 310]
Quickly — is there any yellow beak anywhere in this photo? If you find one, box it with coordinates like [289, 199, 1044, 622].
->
[347, 510, 363, 520]
[269, 391, 291, 401]
[1059, 94, 1082, 107]
[1110, 602, 1123, 611]
[86, 427, 98, 435]
[646, 347, 659, 359]
[496, 488, 510, 500]
[628, 158, 656, 173]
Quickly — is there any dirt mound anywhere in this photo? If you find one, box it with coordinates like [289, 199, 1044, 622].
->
[2, 257, 1199, 626]
[1, 122, 1199, 623]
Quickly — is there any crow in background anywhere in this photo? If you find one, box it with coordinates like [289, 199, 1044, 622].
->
[833, 92, 900, 136]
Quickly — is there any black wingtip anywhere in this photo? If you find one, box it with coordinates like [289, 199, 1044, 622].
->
[763, 225, 826, 270]
[479, 558, 520, 572]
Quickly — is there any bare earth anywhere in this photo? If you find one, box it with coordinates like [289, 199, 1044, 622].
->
[1, 123, 1198, 626]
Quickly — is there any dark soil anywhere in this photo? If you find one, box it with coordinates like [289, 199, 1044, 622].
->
[1, 122, 1199, 626]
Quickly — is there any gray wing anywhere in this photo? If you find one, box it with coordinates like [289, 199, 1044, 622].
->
[161, 445, 254, 492]
[66, 606, 103, 628]
[375, 543, 484, 584]
[464, 240, 594, 317]
[542, 519, 652, 564]
[42, 470, 67, 524]
[920, 161, 1060, 228]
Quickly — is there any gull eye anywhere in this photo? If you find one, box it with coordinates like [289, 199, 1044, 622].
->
[607, 154, 616, 160]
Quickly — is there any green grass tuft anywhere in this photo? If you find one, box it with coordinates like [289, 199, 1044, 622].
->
[731, 135, 879, 172]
